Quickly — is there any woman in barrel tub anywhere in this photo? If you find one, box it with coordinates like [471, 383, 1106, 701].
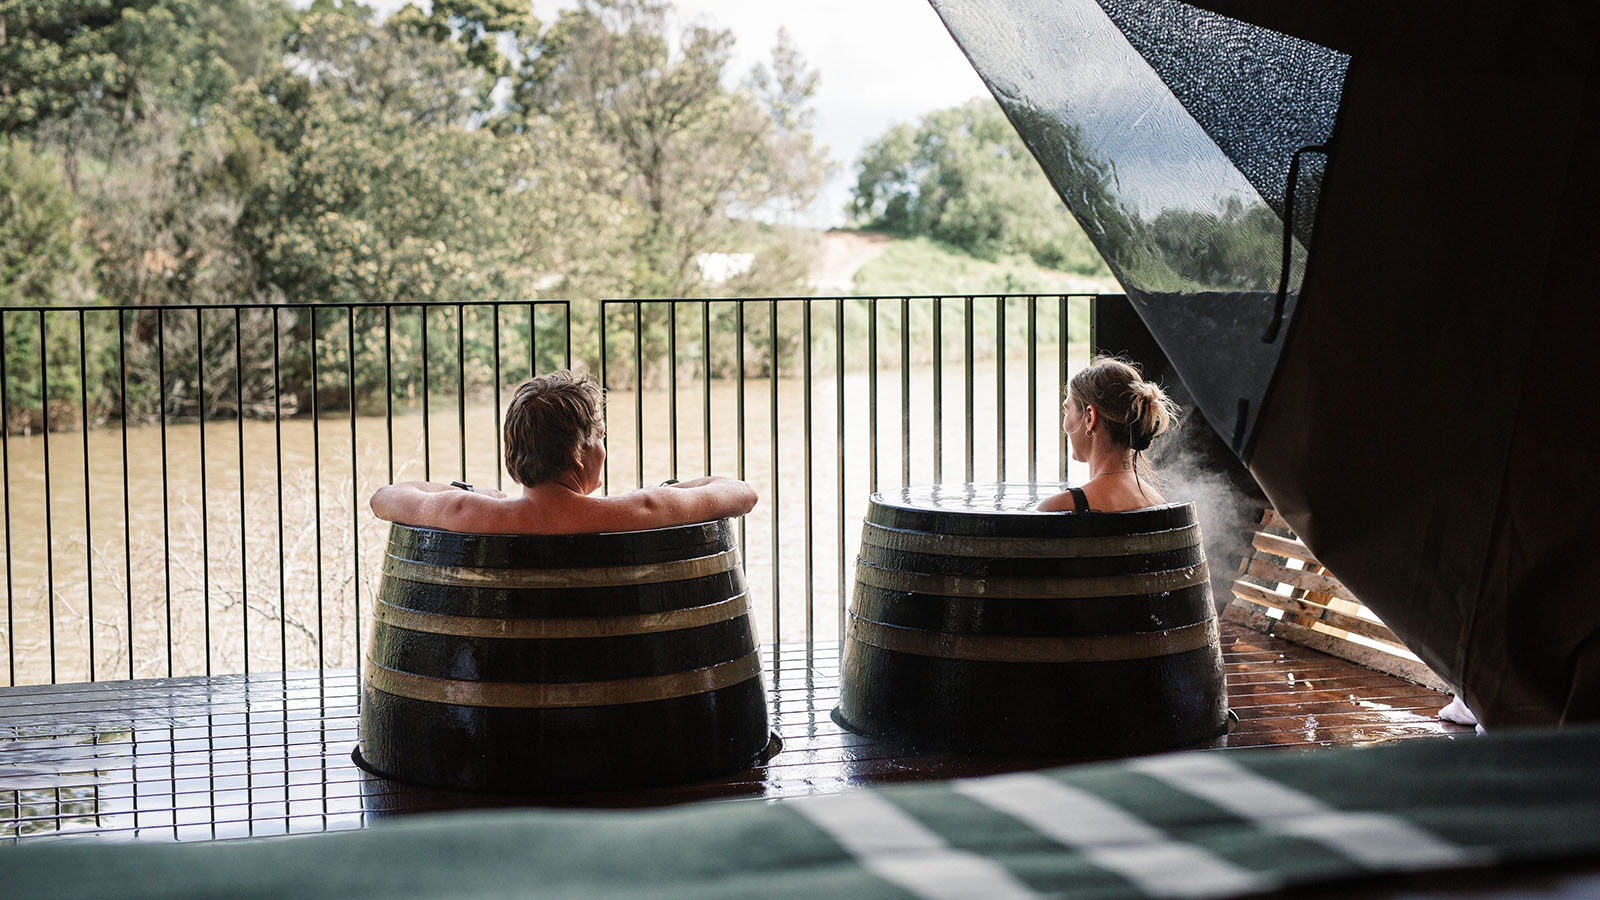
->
[370, 370, 757, 533]
[1038, 356, 1179, 513]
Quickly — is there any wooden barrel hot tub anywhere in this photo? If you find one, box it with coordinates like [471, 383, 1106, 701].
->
[838, 483, 1228, 755]
[357, 519, 770, 793]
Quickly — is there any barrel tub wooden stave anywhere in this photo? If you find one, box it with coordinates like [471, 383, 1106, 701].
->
[359, 520, 770, 793]
[838, 483, 1228, 755]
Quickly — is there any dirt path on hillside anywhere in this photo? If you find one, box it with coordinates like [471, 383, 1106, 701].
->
[808, 230, 895, 292]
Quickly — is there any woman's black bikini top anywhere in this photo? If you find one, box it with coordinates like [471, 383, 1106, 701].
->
[1067, 486, 1090, 513]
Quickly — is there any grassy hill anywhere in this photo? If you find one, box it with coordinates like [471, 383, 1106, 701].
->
[845, 234, 1118, 299]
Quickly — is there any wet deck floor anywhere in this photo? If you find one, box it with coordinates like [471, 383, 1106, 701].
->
[1, 623, 1470, 842]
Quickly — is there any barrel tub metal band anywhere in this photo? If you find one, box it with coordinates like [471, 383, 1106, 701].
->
[364, 649, 764, 709]
[847, 616, 1221, 665]
[380, 547, 742, 589]
[853, 558, 1210, 599]
[860, 520, 1204, 558]
[358, 520, 770, 794]
[838, 483, 1230, 755]
[371, 591, 753, 640]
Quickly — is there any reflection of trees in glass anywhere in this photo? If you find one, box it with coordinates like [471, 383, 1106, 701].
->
[1001, 101, 1288, 294]
[1145, 197, 1283, 291]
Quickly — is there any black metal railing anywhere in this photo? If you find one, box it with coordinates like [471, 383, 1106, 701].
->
[0, 294, 1095, 686]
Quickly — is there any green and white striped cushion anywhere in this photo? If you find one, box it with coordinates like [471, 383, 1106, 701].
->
[5, 726, 1599, 899]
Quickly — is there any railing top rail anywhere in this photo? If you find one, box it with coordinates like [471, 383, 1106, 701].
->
[0, 293, 1119, 315]
[0, 299, 574, 314]
[602, 292, 1114, 304]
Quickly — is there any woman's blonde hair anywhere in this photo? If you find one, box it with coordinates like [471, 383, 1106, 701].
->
[1068, 355, 1179, 471]
[503, 371, 604, 487]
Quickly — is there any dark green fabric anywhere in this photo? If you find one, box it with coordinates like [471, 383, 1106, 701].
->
[5, 728, 1600, 899]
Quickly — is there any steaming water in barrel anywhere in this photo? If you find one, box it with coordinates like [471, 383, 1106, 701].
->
[838, 482, 1228, 755]
[358, 520, 770, 792]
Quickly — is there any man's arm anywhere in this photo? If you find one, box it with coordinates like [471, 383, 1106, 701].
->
[370, 482, 505, 530]
[578, 477, 758, 532]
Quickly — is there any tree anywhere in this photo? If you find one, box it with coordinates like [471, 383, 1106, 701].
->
[850, 98, 1109, 276]
[390, 0, 539, 99]
[0, 139, 95, 307]
[1, 1, 292, 176]
[237, 9, 525, 308]
[527, 0, 829, 299]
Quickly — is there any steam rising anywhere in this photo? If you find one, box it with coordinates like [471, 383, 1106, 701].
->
[1148, 412, 1268, 612]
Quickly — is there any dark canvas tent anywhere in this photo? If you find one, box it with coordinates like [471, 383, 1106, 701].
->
[928, 0, 1600, 725]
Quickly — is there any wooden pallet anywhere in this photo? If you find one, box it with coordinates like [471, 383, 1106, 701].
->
[1223, 508, 1451, 693]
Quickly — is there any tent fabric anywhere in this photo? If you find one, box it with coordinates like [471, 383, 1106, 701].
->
[1248, 4, 1600, 726]
[929, 0, 1343, 463]
[932, 0, 1600, 725]
[5, 728, 1600, 899]
[1090, 0, 1347, 240]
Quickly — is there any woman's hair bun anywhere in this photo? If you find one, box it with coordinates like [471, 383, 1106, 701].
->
[1126, 379, 1176, 450]
[1070, 355, 1180, 452]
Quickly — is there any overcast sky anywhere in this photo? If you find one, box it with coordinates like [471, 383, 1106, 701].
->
[654, 0, 990, 226]
[353, 0, 992, 227]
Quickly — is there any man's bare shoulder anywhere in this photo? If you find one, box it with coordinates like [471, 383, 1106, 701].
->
[482, 489, 646, 535]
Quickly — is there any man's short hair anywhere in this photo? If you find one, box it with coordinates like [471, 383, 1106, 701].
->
[503, 371, 604, 487]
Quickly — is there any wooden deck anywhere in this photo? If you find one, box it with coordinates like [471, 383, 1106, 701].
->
[1, 622, 1470, 842]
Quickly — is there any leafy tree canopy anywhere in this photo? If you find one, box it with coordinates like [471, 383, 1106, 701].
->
[0, 139, 94, 306]
[0, 0, 292, 134]
[528, 0, 829, 297]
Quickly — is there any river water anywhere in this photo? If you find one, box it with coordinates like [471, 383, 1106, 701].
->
[1, 354, 1090, 685]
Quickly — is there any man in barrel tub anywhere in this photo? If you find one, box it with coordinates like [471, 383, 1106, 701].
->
[370, 370, 757, 533]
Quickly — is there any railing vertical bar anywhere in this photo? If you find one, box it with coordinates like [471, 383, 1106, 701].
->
[492, 306, 502, 492]
[835, 297, 845, 642]
[735, 301, 746, 552]
[599, 302, 609, 492]
[384, 306, 394, 486]
[1028, 296, 1038, 483]
[1060, 296, 1069, 482]
[996, 296, 1006, 482]
[456, 304, 467, 482]
[964, 296, 975, 483]
[768, 299, 779, 646]
[867, 298, 878, 494]
[196, 307, 210, 676]
[633, 302, 644, 489]
[235, 308, 248, 674]
[273, 308, 287, 674]
[803, 298, 813, 645]
[348, 306, 361, 669]
[117, 311, 132, 679]
[899, 298, 909, 488]
[39, 311, 55, 682]
[933, 298, 943, 484]
[310, 308, 325, 672]
[0, 310, 12, 685]
[77, 311, 94, 680]
[158, 311, 171, 676]
[668, 300, 678, 480]
[701, 300, 710, 476]
[563, 302, 571, 370]
[527, 301, 536, 379]
[420, 306, 430, 482]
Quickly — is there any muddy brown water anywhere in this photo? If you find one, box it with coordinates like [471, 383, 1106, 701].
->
[1, 357, 1090, 685]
